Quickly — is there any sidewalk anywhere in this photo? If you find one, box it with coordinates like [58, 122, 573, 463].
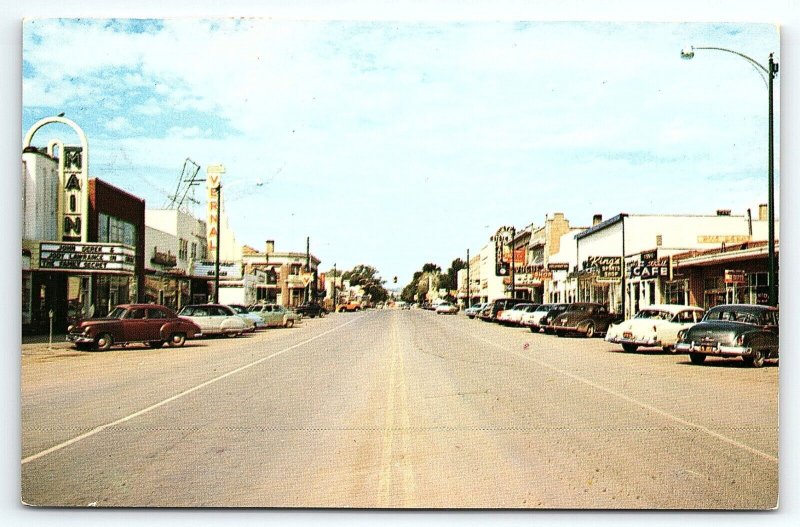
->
[21, 333, 73, 353]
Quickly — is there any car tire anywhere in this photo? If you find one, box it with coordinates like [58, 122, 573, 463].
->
[555, 330, 565, 337]
[662, 346, 674, 353]
[284, 319, 294, 328]
[95, 333, 113, 351]
[622, 343, 638, 353]
[168, 333, 186, 347]
[584, 323, 595, 338]
[530, 327, 537, 333]
[689, 352, 706, 365]
[75, 343, 91, 351]
[148, 340, 165, 349]
[746, 349, 765, 368]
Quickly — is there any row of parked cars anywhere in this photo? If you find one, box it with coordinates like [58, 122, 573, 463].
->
[66, 301, 329, 351]
[462, 298, 779, 368]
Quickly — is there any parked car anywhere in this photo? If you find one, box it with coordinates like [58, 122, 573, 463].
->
[479, 298, 529, 322]
[605, 304, 704, 352]
[337, 301, 361, 312]
[66, 303, 201, 351]
[497, 303, 540, 326]
[295, 302, 328, 318]
[674, 304, 779, 368]
[464, 302, 488, 319]
[435, 302, 459, 315]
[548, 302, 622, 338]
[177, 304, 249, 337]
[536, 303, 571, 333]
[522, 303, 561, 332]
[250, 303, 300, 328]
[227, 304, 264, 331]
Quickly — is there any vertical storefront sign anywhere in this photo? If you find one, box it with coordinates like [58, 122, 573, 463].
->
[206, 165, 224, 254]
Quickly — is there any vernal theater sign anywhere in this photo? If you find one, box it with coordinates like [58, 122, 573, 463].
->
[39, 242, 135, 272]
[206, 165, 225, 254]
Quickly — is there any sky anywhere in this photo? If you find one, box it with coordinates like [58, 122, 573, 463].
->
[21, 18, 780, 287]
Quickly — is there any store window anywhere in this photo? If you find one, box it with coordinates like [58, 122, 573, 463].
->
[98, 213, 137, 246]
[746, 272, 770, 305]
[95, 275, 131, 316]
[664, 280, 689, 305]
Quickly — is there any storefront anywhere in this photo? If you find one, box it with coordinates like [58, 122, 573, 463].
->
[671, 241, 777, 309]
[22, 240, 138, 333]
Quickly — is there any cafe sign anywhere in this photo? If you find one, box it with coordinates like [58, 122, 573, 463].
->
[39, 242, 135, 272]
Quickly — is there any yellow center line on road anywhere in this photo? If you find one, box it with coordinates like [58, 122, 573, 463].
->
[22, 315, 367, 466]
[468, 332, 778, 464]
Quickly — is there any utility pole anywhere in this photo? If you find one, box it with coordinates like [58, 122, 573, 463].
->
[466, 248, 471, 309]
[305, 236, 310, 303]
[214, 183, 222, 304]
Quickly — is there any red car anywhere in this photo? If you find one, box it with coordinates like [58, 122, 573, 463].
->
[66, 303, 202, 351]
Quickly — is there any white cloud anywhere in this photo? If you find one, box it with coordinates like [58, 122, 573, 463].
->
[105, 116, 134, 132]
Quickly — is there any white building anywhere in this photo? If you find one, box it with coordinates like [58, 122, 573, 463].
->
[478, 239, 505, 302]
[574, 210, 774, 318]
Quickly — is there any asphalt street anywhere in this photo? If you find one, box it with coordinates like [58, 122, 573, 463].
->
[21, 309, 778, 508]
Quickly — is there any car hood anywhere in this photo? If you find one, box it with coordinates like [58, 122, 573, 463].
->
[72, 317, 121, 329]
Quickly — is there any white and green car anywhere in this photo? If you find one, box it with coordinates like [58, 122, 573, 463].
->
[249, 304, 300, 328]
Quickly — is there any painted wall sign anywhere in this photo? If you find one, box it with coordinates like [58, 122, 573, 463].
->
[39, 242, 135, 272]
[585, 256, 622, 281]
[151, 248, 177, 267]
[495, 226, 515, 276]
[697, 235, 750, 244]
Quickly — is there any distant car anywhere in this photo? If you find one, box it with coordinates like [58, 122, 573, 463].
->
[337, 302, 361, 312]
[178, 304, 249, 337]
[295, 302, 328, 318]
[497, 303, 540, 326]
[464, 302, 488, 319]
[479, 298, 528, 322]
[522, 303, 561, 332]
[606, 304, 704, 353]
[227, 304, 264, 331]
[548, 302, 621, 338]
[66, 303, 202, 351]
[533, 303, 571, 333]
[675, 304, 779, 368]
[435, 302, 459, 315]
[250, 303, 300, 328]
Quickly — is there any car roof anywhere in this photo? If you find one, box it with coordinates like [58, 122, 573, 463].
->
[638, 304, 704, 314]
[707, 304, 777, 312]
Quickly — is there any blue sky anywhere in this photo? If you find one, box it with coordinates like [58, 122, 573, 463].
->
[22, 19, 780, 286]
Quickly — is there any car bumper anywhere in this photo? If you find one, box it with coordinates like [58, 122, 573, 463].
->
[551, 324, 583, 333]
[674, 342, 751, 357]
[66, 334, 93, 344]
[606, 335, 661, 347]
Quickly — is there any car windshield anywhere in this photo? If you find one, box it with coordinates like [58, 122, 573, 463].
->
[229, 306, 246, 314]
[535, 305, 552, 312]
[106, 307, 126, 319]
[635, 309, 672, 321]
[704, 309, 760, 324]
[569, 305, 591, 312]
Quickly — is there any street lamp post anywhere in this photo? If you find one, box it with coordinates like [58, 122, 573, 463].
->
[680, 45, 779, 307]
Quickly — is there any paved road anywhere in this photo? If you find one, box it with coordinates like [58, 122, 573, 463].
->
[21, 309, 778, 508]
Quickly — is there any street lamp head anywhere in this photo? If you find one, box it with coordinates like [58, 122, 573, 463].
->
[680, 46, 695, 60]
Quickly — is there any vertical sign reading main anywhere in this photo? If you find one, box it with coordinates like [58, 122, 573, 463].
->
[62, 146, 84, 241]
[206, 164, 225, 255]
